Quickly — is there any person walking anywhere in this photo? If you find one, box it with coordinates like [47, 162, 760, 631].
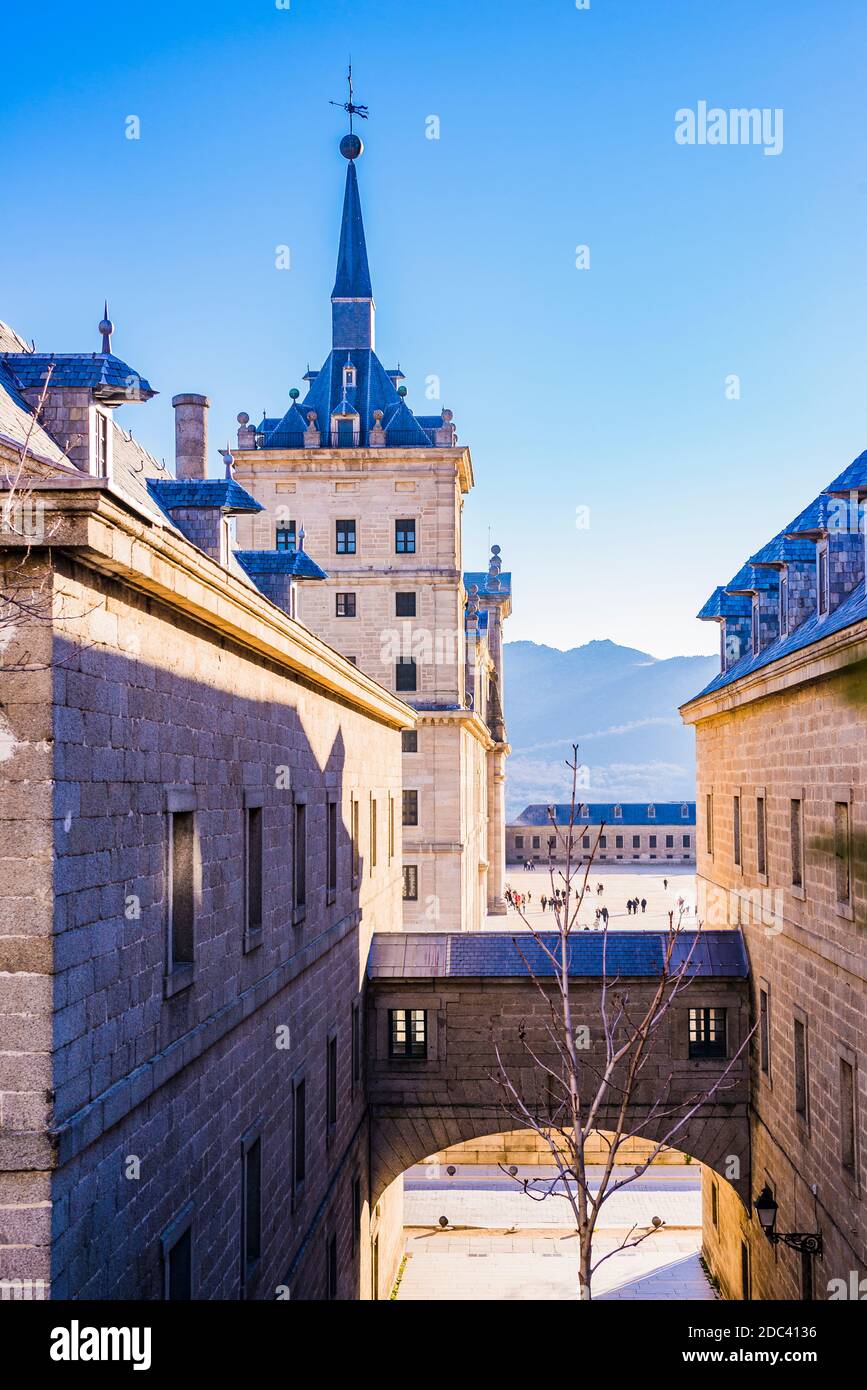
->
[663, 877, 668, 890]
[601, 905, 609, 926]
[640, 897, 647, 913]
[541, 894, 547, 912]
[626, 899, 633, 915]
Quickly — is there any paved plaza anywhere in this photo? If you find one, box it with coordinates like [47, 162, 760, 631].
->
[488, 863, 697, 931]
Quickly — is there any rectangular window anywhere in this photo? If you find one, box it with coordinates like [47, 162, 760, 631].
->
[395, 518, 416, 554]
[599, 835, 607, 849]
[327, 1035, 338, 1131]
[515, 835, 524, 850]
[169, 810, 195, 970]
[706, 792, 714, 855]
[327, 800, 337, 898]
[395, 591, 416, 617]
[790, 798, 803, 887]
[276, 520, 297, 550]
[370, 797, 377, 870]
[401, 729, 418, 753]
[649, 835, 657, 849]
[396, 659, 417, 692]
[402, 789, 418, 826]
[532, 836, 540, 850]
[351, 1001, 362, 1095]
[688, 1007, 727, 1059]
[162, 1210, 193, 1301]
[779, 571, 788, 636]
[389, 1008, 427, 1059]
[632, 835, 640, 849]
[711, 1179, 719, 1230]
[243, 806, 263, 951]
[351, 797, 360, 882]
[388, 794, 395, 861]
[336, 519, 356, 554]
[794, 1017, 809, 1119]
[756, 795, 766, 876]
[665, 834, 674, 849]
[759, 988, 770, 1077]
[336, 592, 356, 618]
[683, 834, 691, 848]
[817, 544, 829, 616]
[615, 835, 623, 849]
[840, 1058, 857, 1171]
[582, 835, 591, 850]
[293, 1080, 306, 1190]
[327, 1233, 338, 1300]
[733, 795, 741, 867]
[94, 409, 109, 477]
[402, 864, 418, 901]
[294, 802, 306, 916]
[751, 600, 760, 654]
[241, 1133, 262, 1287]
[834, 801, 851, 904]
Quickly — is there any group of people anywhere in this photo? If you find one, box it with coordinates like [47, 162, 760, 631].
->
[626, 897, 647, 915]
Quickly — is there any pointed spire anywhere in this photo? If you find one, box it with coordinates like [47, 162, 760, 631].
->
[332, 160, 373, 300]
[98, 300, 114, 354]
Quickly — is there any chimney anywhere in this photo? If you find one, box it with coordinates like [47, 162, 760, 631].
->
[172, 393, 210, 479]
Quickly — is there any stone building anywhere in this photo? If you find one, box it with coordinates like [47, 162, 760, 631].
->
[506, 802, 696, 866]
[681, 450, 867, 1300]
[231, 132, 511, 934]
[0, 315, 411, 1299]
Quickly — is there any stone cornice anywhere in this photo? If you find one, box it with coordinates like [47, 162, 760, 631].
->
[680, 619, 867, 724]
[0, 482, 415, 732]
[412, 705, 496, 748]
[232, 444, 474, 494]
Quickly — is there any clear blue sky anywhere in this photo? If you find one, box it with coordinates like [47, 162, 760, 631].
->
[2, 0, 866, 656]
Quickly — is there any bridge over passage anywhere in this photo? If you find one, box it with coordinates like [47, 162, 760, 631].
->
[365, 930, 752, 1206]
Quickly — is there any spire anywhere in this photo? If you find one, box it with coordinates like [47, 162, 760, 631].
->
[330, 67, 375, 351]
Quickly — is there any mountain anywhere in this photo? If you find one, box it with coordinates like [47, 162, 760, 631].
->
[502, 639, 717, 818]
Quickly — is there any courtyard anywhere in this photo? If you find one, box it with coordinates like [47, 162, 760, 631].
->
[490, 863, 697, 931]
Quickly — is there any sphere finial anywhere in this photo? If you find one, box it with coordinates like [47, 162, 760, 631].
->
[98, 300, 114, 354]
[340, 132, 363, 161]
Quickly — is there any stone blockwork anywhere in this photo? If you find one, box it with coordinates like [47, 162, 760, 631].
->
[683, 635, 867, 1300]
[0, 485, 412, 1300]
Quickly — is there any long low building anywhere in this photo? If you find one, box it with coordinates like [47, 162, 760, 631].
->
[506, 802, 696, 866]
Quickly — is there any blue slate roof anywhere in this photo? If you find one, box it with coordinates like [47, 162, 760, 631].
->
[464, 570, 513, 599]
[513, 802, 695, 827]
[696, 586, 752, 620]
[368, 930, 747, 980]
[234, 548, 327, 581]
[785, 493, 834, 537]
[749, 531, 817, 566]
[1, 352, 155, 398]
[824, 448, 867, 495]
[726, 564, 778, 594]
[146, 478, 263, 516]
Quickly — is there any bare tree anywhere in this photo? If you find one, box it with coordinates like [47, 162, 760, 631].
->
[494, 745, 754, 1300]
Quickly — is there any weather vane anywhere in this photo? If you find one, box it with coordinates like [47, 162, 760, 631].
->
[330, 62, 369, 136]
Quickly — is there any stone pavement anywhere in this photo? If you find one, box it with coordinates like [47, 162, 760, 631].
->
[488, 863, 698, 931]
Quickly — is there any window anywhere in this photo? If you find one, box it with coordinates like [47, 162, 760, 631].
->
[794, 1016, 809, 1119]
[681, 803, 690, 819]
[756, 796, 767, 876]
[632, 835, 640, 849]
[388, 794, 395, 861]
[327, 800, 337, 899]
[688, 1007, 727, 1059]
[665, 834, 674, 849]
[396, 659, 417, 692]
[615, 835, 623, 849]
[352, 1175, 362, 1248]
[683, 834, 691, 848]
[326, 1035, 338, 1131]
[751, 599, 760, 654]
[169, 808, 195, 973]
[336, 592, 356, 618]
[515, 834, 524, 849]
[276, 521, 296, 550]
[402, 729, 418, 753]
[294, 802, 306, 917]
[599, 835, 607, 849]
[647, 805, 656, 819]
[94, 409, 109, 477]
[343, 362, 356, 389]
[649, 835, 657, 850]
[351, 797, 360, 883]
[532, 836, 541, 850]
[759, 987, 771, 1077]
[733, 795, 741, 867]
[582, 835, 591, 850]
[706, 792, 714, 855]
[389, 1008, 427, 1059]
[711, 1179, 718, 1230]
[327, 1233, 338, 1300]
[370, 797, 377, 870]
[817, 543, 829, 616]
[161, 1206, 194, 1301]
[402, 789, 418, 826]
[395, 592, 416, 617]
[241, 1132, 262, 1289]
[741, 1242, 751, 1301]
[335, 417, 356, 447]
[834, 801, 851, 904]
[779, 571, 789, 636]
[614, 805, 622, 819]
[351, 1001, 362, 1096]
[293, 1080, 306, 1191]
[790, 798, 803, 887]
[840, 1058, 857, 1171]
[402, 865, 418, 901]
[245, 804, 263, 947]
[395, 518, 416, 554]
[336, 519, 356, 554]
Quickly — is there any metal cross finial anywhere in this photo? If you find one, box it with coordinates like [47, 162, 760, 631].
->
[330, 62, 368, 134]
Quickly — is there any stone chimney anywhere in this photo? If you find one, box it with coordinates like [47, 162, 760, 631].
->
[172, 394, 210, 479]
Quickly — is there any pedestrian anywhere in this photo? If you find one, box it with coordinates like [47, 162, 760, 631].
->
[541, 894, 547, 911]
[663, 877, 668, 890]
[626, 899, 633, 915]
[601, 905, 609, 925]
[641, 897, 647, 913]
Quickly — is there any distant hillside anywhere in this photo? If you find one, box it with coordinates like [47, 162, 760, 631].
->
[502, 640, 717, 818]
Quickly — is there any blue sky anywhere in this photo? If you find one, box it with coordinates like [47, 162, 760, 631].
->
[2, 0, 866, 657]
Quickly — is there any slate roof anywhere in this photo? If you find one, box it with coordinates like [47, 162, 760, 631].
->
[234, 548, 327, 581]
[749, 531, 817, 566]
[696, 586, 751, 620]
[146, 478, 263, 516]
[0, 357, 71, 467]
[512, 802, 696, 827]
[332, 160, 373, 299]
[367, 930, 748, 980]
[0, 352, 155, 399]
[824, 448, 867, 496]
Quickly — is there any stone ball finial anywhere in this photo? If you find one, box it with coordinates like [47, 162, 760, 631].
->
[397, 385, 407, 398]
[237, 411, 250, 425]
[307, 411, 317, 425]
[491, 544, 501, 557]
[289, 388, 300, 401]
[442, 408, 453, 422]
[340, 133, 364, 161]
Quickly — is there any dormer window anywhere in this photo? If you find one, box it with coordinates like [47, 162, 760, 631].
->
[647, 804, 656, 819]
[93, 407, 110, 478]
[681, 803, 689, 819]
[331, 414, 359, 448]
[751, 597, 760, 654]
[817, 543, 830, 617]
[614, 805, 622, 820]
[343, 362, 357, 390]
[779, 571, 789, 636]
